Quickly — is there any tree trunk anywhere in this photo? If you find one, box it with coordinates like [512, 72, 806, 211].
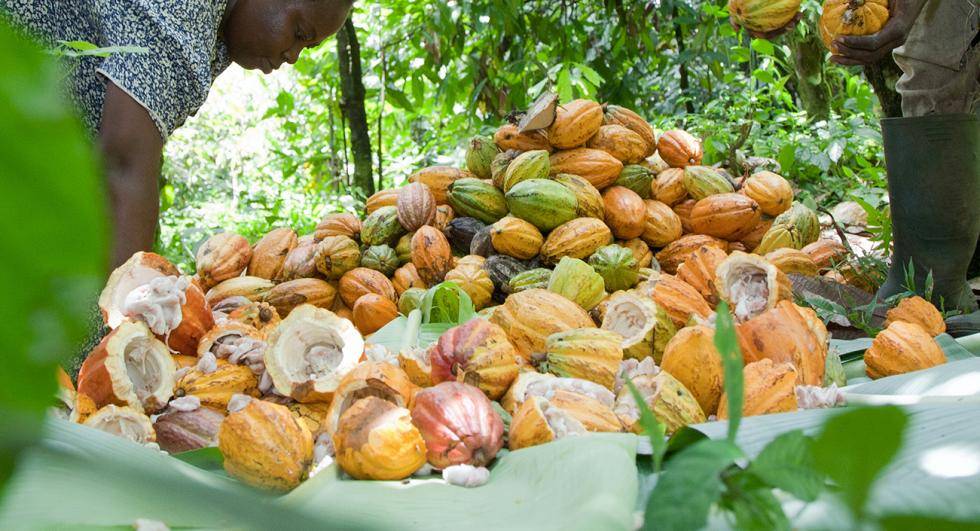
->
[672, 5, 695, 114]
[336, 17, 375, 197]
[788, 31, 831, 121]
[864, 57, 903, 118]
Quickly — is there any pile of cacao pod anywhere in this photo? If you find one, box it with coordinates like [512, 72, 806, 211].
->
[58, 97, 946, 493]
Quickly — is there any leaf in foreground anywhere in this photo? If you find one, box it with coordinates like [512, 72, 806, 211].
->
[714, 302, 744, 443]
[748, 430, 825, 502]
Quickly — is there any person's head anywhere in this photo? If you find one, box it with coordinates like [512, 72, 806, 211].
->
[222, 0, 353, 73]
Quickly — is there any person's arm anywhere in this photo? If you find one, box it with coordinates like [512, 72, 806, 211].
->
[831, 0, 930, 66]
[98, 81, 164, 268]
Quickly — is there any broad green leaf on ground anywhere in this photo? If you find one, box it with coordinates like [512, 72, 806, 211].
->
[747, 431, 824, 502]
[172, 447, 225, 472]
[627, 379, 667, 473]
[811, 406, 908, 519]
[0, 22, 108, 488]
[713, 302, 744, 442]
[643, 439, 742, 531]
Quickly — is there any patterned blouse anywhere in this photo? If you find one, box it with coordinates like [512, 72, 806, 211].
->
[1, 0, 232, 139]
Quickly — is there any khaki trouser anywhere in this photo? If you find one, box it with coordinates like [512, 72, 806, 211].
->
[893, 0, 980, 117]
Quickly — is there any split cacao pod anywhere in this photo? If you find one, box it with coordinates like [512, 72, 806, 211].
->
[489, 288, 595, 361]
[717, 359, 798, 419]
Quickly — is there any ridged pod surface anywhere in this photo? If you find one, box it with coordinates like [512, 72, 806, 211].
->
[717, 359, 798, 419]
[396, 182, 437, 232]
[819, 0, 890, 53]
[651, 274, 712, 328]
[489, 288, 595, 361]
[505, 179, 579, 232]
[682, 166, 735, 201]
[490, 216, 544, 260]
[338, 267, 397, 307]
[429, 319, 520, 400]
[445, 262, 494, 310]
[554, 173, 605, 219]
[689, 193, 762, 241]
[540, 217, 614, 265]
[447, 178, 509, 225]
[218, 400, 313, 491]
[735, 300, 829, 386]
[653, 168, 688, 206]
[764, 248, 820, 277]
[728, 0, 801, 32]
[543, 328, 624, 390]
[587, 124, 648, 163]
[411, 226, 453, 287]
[493, 123, 552, 152]
[602, 104, 657, 157]
[549, 99, 604, 149]
[641, 199, 683, 248]
[549, 148, 624, 190]
[883, 296, 946, 337]
[547, 257, 607, 311]
[676, 244, 728, 306]
[742, 171, 794, 217]
[655, 234, 728, 274]
[603, 186, 646, 240]
[409, 166, 473, 204]
[657, 130, 703, 168]
[365, 189, 399, 215]
[660, 326, 724, 415]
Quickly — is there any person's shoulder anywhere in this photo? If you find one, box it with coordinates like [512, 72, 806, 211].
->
[93, 0, 227, 45]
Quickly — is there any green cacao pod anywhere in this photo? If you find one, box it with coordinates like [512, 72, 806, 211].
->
[681, 166, 735, 201]
[505, 179, 578, 232]
[360, 245, 399, 277]
[543, 328, 624, 390]
[490, 216, 544, 260]
[540, 217, 613, 265]
[728, 0, 801, 33]
[753, 223, 803, 255]
[507, 268, 553, 294]
[447, 178, 509, 224]
[465, 135, 500, 180]
[589, 244, 640, 292]
[395, 232, 414, 265]
[547, 257, 606, 311]
[615, 165, 655, 199]
[361, 205, 406, 246]
[314, 235, 361, 280]
[490, 150, 520, 188]
[554, 173, 604, 219]
[502, 150, 550, 192]
[398, 287, 426, 315]
[443, 217, 486, 255]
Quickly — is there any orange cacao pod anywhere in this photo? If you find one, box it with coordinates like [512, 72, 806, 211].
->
[864, 321, 946, 379]
[587, 124, 648, 163]
[315, 213, 362, 241]
[884, 296, 946, 337]
[338, 267, 397, 308]
[549, 99, 604, 149]
[248, 228, 298, 280]
[742, 171, 793, 217]
[602, 186, 646, 240]
[411, 226, 453, 287]
[640, 199, 684, 248]
[689, 193, 762, 241]
[718, 359, 798, 419]
[602, 104, 657, 157]
[549, 148, 624, 190]
[656, 130, 703, 168]
[651, 273, 712, 327]
[264, 278, 337, 317]
[365, 189, 399, 214]
[409, 166, 473, 205]
[655, 234, 728, 274]
[196, 232, 252, 290]
[493, 123, 552, 152]
[353, 293, 400, 335]
[736, 300, 828, 386]
[653, 168, 688, 206]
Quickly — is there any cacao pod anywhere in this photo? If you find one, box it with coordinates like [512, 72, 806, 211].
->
[548, 257, 607, 311]
[507, 268, 553, 294]
[600, 292, 675, 361]
[434, 204, 455, 231]
[447, 178, 509, 224]
[315, 213, 361, 242]
[264, 278, 337, 316]
[361, 205, 406, 246]
[395, 232, 414, 265]
[396, 182, 437, 232]
[641, 199, 684, 248]
[587, 124, 647, 163]
[314, 235, 361, 280]
[248, 228, 298, 280]
[174, 359, 259, 411]
[736, 300, 829, 386]
[865, 321, 946, 379]
[489, 288, 595, 361]
[602, 104, 656, 157]
[494, 123, 552, 152]
[280, 240, 320, 281]
[682, 166, 735, 201]
[614, 164, 655, 199]
[742, 170, 794, 217]
[502, 149, 550, 192]
[673, 199, 697, 234]
[352, 293, 399, 335]
[602, 186, 646, 240]
[333, 397, 426, 480]
[206, 276, 275, 305]
[483, 255, 532, 294]
[339, 267, 397, 308]
[549, 99, 604, 149]
[549, 148, 624, 190]
[802, 239, 848, 270]
[429, 319, 520, 400]
[689, 193, 762, 241]
[657, 129, 703, 168]
[219, 399, 314, 491]
[469, 225, 495, 257]
[620, 238, 654, 269]
[819, 0, 890, 53]
[543, 328, 624, 390]
[655, 234, 728, 274]
[717, 251, 793, 322]
[411, 381, 505, 469]
[360, 244, 399, 277]
[444, 217, 487, 254]
[365, 189, 398, 215]
[196, 232, 252, 291]
[613, 371, 705, 434]
[738, 218, 774, 252]
[490, 216, 544, 260]
[411, 226, 453, 287]
[765, 248, 819, 277]
[660, 326, 724, 415]
[653, 168, 688, 206]
[445, 261, 494, 310]
[717, 359, 798, 419]
[651, 273, 712, 328]
[728, 0, 801, 33]
[490, 149, 521, 188]
[398, 287, 426, 314]
[540, 217, 614, 265]
[392, 263, 426, 295]
[465, 135, 500, 179]
[589, 244, 640, 292]
[505, 178, 579, 232]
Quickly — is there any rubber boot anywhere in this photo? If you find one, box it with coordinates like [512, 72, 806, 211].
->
[878, 114, 980, 336]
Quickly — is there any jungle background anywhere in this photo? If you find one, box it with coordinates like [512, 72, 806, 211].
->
[159, 0, 894, 271]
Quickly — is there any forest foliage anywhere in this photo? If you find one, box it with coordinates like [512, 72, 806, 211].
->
[160, 0, 891, 269]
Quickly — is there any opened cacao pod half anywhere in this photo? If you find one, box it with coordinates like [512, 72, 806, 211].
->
[657, 129, 703, 168]
[865, 321, 946, 379]
[587, 124, 648, 163]
[549, 99, 604, 149]
[548, 148, 624, 191]
[322, 361, 416, 437]
[509, 391, 622, 450]
[264, 304, 363, 402]
[174, 359, 259, 411]
[248, 227, 298, 280]
[429, 319, 520, 400]
[716, 251, 792, 322]
[540, 217, 614, 265]
[884, 296, 946, 337]
[736, 300, 829, 386]
[489, 288, 595, 362]
[84, 405, 156, 445]
[338, 267, 397, 308]
[660, 325, 724, 416]
[98, 252, 181, 329]
[219, 399, 314, 491]
[77, 320, 176, 414]
[717, 359, 798, 419]
[601, 291, 675, 361]
[196, 232, 252, 291]
[613, 371, 705, 434]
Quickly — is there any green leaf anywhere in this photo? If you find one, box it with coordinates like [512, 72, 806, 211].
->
[811, 406, 909, 518]
[663, 426, 709, 461]
[626, 379, 667, 472]
[556, 68, 573, 103]
[0, 22, 108, 486]
[172, 447, 225, 472]
[880, 515, 980, 531]
[714, 302, 743, 443]
[747, 431, 824, 501]
[420, 281, 475, 324]
[725, 483, 790, 531]
[749, 39, 775, 56]
[644, 439, 742, 531]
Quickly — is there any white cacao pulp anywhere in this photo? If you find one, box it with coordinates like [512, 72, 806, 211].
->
[122, 275, 190, 336]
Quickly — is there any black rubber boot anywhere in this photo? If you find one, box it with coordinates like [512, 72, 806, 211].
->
[878, 114, 980, 335]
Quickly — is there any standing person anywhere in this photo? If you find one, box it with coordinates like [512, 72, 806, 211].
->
[1, 0, 354, 268]
[754, 0, 980, 335]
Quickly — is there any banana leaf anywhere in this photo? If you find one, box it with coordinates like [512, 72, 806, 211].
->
[839, 333, 979, 384]
[0, 419, 639, 530]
